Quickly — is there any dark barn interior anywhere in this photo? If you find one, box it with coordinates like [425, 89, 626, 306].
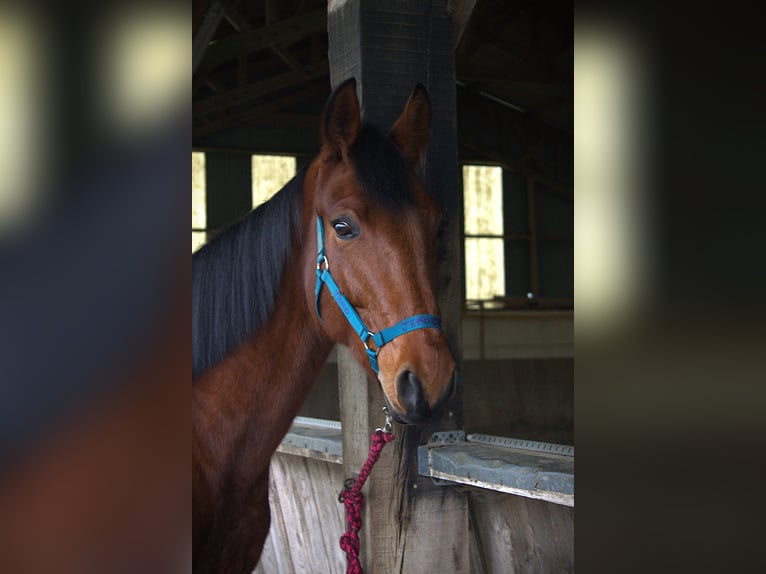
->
[193, 2, 573, 570]
[193, 0, 573, 444]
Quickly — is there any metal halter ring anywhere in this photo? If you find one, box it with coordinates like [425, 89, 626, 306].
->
[362, 332, 378, 353]
[314, 215, 441, 376]
[338, 477, 356, 502]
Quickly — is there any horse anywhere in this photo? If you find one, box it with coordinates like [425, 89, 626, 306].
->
[192, 78, 457, 573]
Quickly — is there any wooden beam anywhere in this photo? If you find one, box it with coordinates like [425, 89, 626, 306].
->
[271, 47, 303, 70]
[238, 113, 318, 128]
[450, 0, 478, 47]
[238, 55, 248, 86]
[465, 296, 574, 311]
[193, 61, 328, 117]
[223, 0, 303, 72]
[221, 0, 252, 33]
[329, 1, 469, 572]
[193, 81, 328, 138]
[465, 233, 573, 242]
[457, 82, 571, 144]
[457, 58, 572, 87]
[195, 8, 326, 78]
[198, 112, 318, 134]
[528, 178, 540, 296]
[204, 76, 227, 94]
[193, 1, 224, 75]
[460, 133, 573, 201]
[264, 0, 302, 70]
[198, 56, 288, 94]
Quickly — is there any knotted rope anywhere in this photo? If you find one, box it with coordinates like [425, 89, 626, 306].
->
[338, 427, 395, 574]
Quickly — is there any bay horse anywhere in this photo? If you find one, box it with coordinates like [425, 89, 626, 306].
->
[192, 78, 456, 573]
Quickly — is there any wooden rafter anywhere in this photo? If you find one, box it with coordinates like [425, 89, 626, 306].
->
[193, 81, 329, 137]
[192, 0, 572, 140]
[193, 2, 225, 75]
[221, 0, 252, 32]
[460, 133, 573, 200]
[194, 8, 326, 79]
[451, 0, 478, 47]
[263, 0, 303, 70]
[194, 60, 329, 117]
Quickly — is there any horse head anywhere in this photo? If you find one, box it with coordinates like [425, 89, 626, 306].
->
[304, 78, 456, 424]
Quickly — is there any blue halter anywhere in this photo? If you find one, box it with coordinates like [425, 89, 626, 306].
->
[314, 216, 442, 375]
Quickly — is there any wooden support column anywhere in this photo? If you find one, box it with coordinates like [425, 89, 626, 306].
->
[193, 1, 224, 75]
[329, 1, 468, 572]
[528, 177, 540, 297]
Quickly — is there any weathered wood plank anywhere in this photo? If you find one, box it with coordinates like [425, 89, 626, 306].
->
[254, 466, 294, 574]
[468, 489, 574, 574]
[253, 453, 345, 574]
[305, 457, 347, 570]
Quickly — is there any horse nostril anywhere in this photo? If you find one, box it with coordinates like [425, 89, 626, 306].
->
[396, 370, 430, 422]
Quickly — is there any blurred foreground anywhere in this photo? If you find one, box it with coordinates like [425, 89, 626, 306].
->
[576, 3, 766, 572]
[0, 2, 189, 572]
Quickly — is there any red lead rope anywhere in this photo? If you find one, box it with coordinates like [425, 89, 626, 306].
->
[338, 427, 395, 574]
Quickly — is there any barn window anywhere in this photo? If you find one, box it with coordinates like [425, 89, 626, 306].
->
[251, 155, 296, 207]
[192, 153, 297, 253]
[463, 165, 505, 302]
[192, 151, 206, 252]
[462, 166, 574, 310]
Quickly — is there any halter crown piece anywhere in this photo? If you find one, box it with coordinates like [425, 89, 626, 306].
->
[314, 216, 442, 375]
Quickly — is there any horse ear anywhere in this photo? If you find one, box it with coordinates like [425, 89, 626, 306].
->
[389, 83, 431, 166]
[321, 78, 361, 161]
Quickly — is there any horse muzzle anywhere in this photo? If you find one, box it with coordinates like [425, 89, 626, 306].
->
[387, 367, 457, 424]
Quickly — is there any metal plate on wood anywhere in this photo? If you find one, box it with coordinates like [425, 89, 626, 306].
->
[418, 433, 574, 506]
[277, 417, 343, 464]
[467, 433, 574, 457]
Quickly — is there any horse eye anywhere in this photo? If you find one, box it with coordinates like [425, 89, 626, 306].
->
[333, 220, 356, 239]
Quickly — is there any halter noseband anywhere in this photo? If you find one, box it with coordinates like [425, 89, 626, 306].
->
[314, 216, 442, 375]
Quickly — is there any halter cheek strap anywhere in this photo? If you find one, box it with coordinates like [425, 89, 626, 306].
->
[315, 216, 442, 375]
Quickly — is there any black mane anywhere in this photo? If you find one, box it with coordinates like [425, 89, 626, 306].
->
[192, 125, 415, 381]
[192, 170, 303, 381]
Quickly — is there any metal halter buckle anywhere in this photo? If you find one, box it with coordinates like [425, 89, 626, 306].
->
[375, 405, 394, 435]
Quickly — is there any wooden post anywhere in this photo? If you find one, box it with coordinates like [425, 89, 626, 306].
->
[527, 177, 540, 297]
[193, 1, 224, 76]
[329, 1, 468, 572]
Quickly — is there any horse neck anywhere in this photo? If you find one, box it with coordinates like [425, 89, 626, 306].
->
[193, 221, 333, 485]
